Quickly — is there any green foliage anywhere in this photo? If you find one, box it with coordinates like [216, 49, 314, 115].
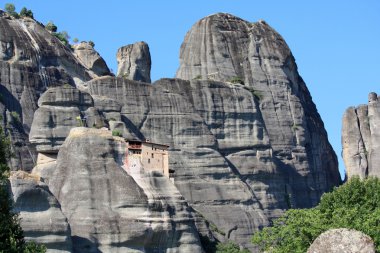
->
[193, 75, 202, 80]
[252, 177, 380, 253]
[19, 7, 33, 18]
[230, 76, 245, 85]
[0, 126, 45, 252]
[45, 21, 57, 33]
[216, 242, 250, 253]
[53, 31, 70, 46]
[112, 130, 122, 137]
[10, 111, 21, 123]
[88, 41, 95, 48]
[4, 3, 18, 18]
[72, 38, 79, 43]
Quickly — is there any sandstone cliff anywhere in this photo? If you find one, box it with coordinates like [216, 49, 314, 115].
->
[342, 92, 380, 179]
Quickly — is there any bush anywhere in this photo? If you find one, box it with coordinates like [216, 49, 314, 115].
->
[19, 7, 33, 18]
[53, 31, 70, 46]
[252, 176, 380, 252]
[216, 242, 250, 253]
[230, 76, 244, 85]
[4, 3, 18, 18]
[45, 21, 57, 33]
[88, 41, 95, 48]
[112, 130, 122, 137]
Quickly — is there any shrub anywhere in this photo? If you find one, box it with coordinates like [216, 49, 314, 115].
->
[252, 176, 380, 252]
[193, 75, 202, 80]
[88, 41, 95, 48]
[216, 242, 250, 253]
[4, 3, 18, 18]
[45, 21, 57, 33]
[72, 38, 79, 44]
[112, 130, 122, 137]
[53, 31, 70, 46]
[10, 111, 21, 123]
[230, 76, 244, 85]
[19, 7, 33, 18]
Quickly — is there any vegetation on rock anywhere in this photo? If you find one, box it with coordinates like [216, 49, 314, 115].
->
[19, 7, 33, 18]
[0, 126, 46, 252]
[252, 176, 380, 253]
[4, 3, 18, 18]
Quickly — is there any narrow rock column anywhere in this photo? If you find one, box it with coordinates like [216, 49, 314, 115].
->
[116, 41, 151, 83]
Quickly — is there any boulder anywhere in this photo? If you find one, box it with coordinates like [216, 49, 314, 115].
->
[10, 171, 72, 252]
[73, 41, 110, 76]
[307, 228, 375, 253]
[117, 41, 151, 83]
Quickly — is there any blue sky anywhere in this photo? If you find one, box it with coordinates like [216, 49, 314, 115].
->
[6, 1, 380, 178]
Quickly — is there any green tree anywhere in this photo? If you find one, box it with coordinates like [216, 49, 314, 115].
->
[19, 7, 33, 18]
[45, 21, 57, 33]
[88, 40, 95, 48]
[72, 38, 79, 43]
[216, 242, 250, 253]
[53, 31, 70, 46]
[0, 126, 46, 252]
[252, 177, 380, 253]
[4, 3, 18, 18]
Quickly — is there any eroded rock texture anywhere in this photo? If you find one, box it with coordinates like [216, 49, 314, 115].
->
[0, 12, 99, 171]
[117, 41, 151, 83]
[43, 128, 203, 252]
[10, 171, 72, 252]
[307, 228, 375, 253]
[342, 92, 380, 179]
[72, 41, 110, 76]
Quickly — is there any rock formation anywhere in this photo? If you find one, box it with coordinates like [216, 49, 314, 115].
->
[117, 41, 151, 83]
[0, 12, 103, 171]
[39, 127, 202, 252]
[72, 41, 110, 76]
[342, 92, 380, 179]
[307, 228, 375, 253]
[1, 11, 342, 251]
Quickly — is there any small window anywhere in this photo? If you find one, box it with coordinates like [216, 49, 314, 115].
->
[148, 158, 150, 163]
[151, 153, 154, 158]
[152, 146, 154, 150]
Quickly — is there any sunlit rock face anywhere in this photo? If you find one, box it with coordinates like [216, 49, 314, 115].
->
[0, 12, 102, 171]
[73, 41, 111, 76]
[117, 41, 151, 83]
[342, 92, 380, 179]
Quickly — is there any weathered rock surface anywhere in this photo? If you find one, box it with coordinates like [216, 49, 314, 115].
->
[117, 41, 151, 83]
[342, 92, 380, 179]
[10, 171, 72, 252]
[307, 228, 375, 253]
[73, 41, 110, 76]
[0, 13, 102, 171]
[87, 71, 340, 249]
[29, 87, 99, 153]
[41, 127, 203, 252]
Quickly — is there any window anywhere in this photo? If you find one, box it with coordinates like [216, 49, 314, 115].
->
[148, 158, 150, 163]
[151, 153, 154, 158]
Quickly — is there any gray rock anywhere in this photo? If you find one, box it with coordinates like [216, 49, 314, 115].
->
[10, 171, 72, 252]
[342, 92, 380, 179]
[0, 15, 104, 171]
[117, 41, 151, 83]
[37, 87, 93, 108]
[73, 41, 110, 76]
[87, 72, 340, 250]
[44, 127, 203, 252]
[307, 228, 375, 253]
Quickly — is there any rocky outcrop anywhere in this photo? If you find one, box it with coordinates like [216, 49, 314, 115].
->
[39, 127, 202, 252]
[10, 171, 72, 252]
[342, 92, 380, 179]
[72, 42, 110, 76]
[29, 87, 103, 153]
[87, 70, 340, 249]
[307, 228, 375, 253]
[0, 13, 102, 171]
[117, 41, 151, 83]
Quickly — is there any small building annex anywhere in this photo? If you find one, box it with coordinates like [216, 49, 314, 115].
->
[127, 140, 170, 177]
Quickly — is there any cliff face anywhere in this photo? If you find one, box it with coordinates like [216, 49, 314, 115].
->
[0, 11, 108, 171]
[342, 92, 380, 179]
[1, 11, 342, 252]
